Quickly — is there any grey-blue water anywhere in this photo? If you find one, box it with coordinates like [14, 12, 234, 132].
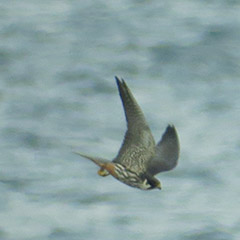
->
[1, 1, 240, 240]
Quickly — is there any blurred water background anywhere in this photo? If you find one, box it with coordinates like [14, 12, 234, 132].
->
[1, 1, 240, 240]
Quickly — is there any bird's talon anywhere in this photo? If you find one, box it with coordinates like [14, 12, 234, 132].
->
[98, 168, 109, 177]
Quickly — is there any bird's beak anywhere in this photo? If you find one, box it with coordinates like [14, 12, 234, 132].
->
[156, 182, 162, 190]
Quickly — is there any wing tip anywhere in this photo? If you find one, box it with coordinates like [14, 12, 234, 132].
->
[115, 76, 129, 97]
[115, 76, 121, 83]
[115, 76, 127, 86]
[166, 124, 176, 131]
[115, 76, 124, 90]
[162, 124, 179, 141]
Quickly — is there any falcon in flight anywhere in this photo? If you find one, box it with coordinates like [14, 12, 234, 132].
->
[75, 77, 180, 190]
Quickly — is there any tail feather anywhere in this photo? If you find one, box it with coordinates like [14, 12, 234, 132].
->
[73, 152, 109, 167]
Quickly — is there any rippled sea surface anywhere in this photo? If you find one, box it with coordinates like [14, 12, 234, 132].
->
[1, 1, 240, 240]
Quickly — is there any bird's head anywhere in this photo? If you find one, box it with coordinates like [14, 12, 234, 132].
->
[143, 176, 161, 190]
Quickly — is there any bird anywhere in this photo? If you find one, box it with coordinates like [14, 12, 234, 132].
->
[75, 77, 180, 190]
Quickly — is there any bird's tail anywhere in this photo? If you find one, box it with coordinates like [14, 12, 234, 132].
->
[74, 152, 109, 167]
[74, 152, 110, 176]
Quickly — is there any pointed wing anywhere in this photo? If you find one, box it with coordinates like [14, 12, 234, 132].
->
[74, 152, 109, 167]
[147, 125, 180, 175]
[113, 77, 155, 174]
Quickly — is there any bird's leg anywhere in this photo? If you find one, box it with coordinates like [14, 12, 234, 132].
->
[98, 167, 110, 177]
[97, 162, 117, 177]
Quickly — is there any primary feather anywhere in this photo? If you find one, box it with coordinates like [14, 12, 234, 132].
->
[113, 77, 156, 174]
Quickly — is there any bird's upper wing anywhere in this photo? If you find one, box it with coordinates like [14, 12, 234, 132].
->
[147, 125, 180, 176]
[113, 77, 155, 174]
